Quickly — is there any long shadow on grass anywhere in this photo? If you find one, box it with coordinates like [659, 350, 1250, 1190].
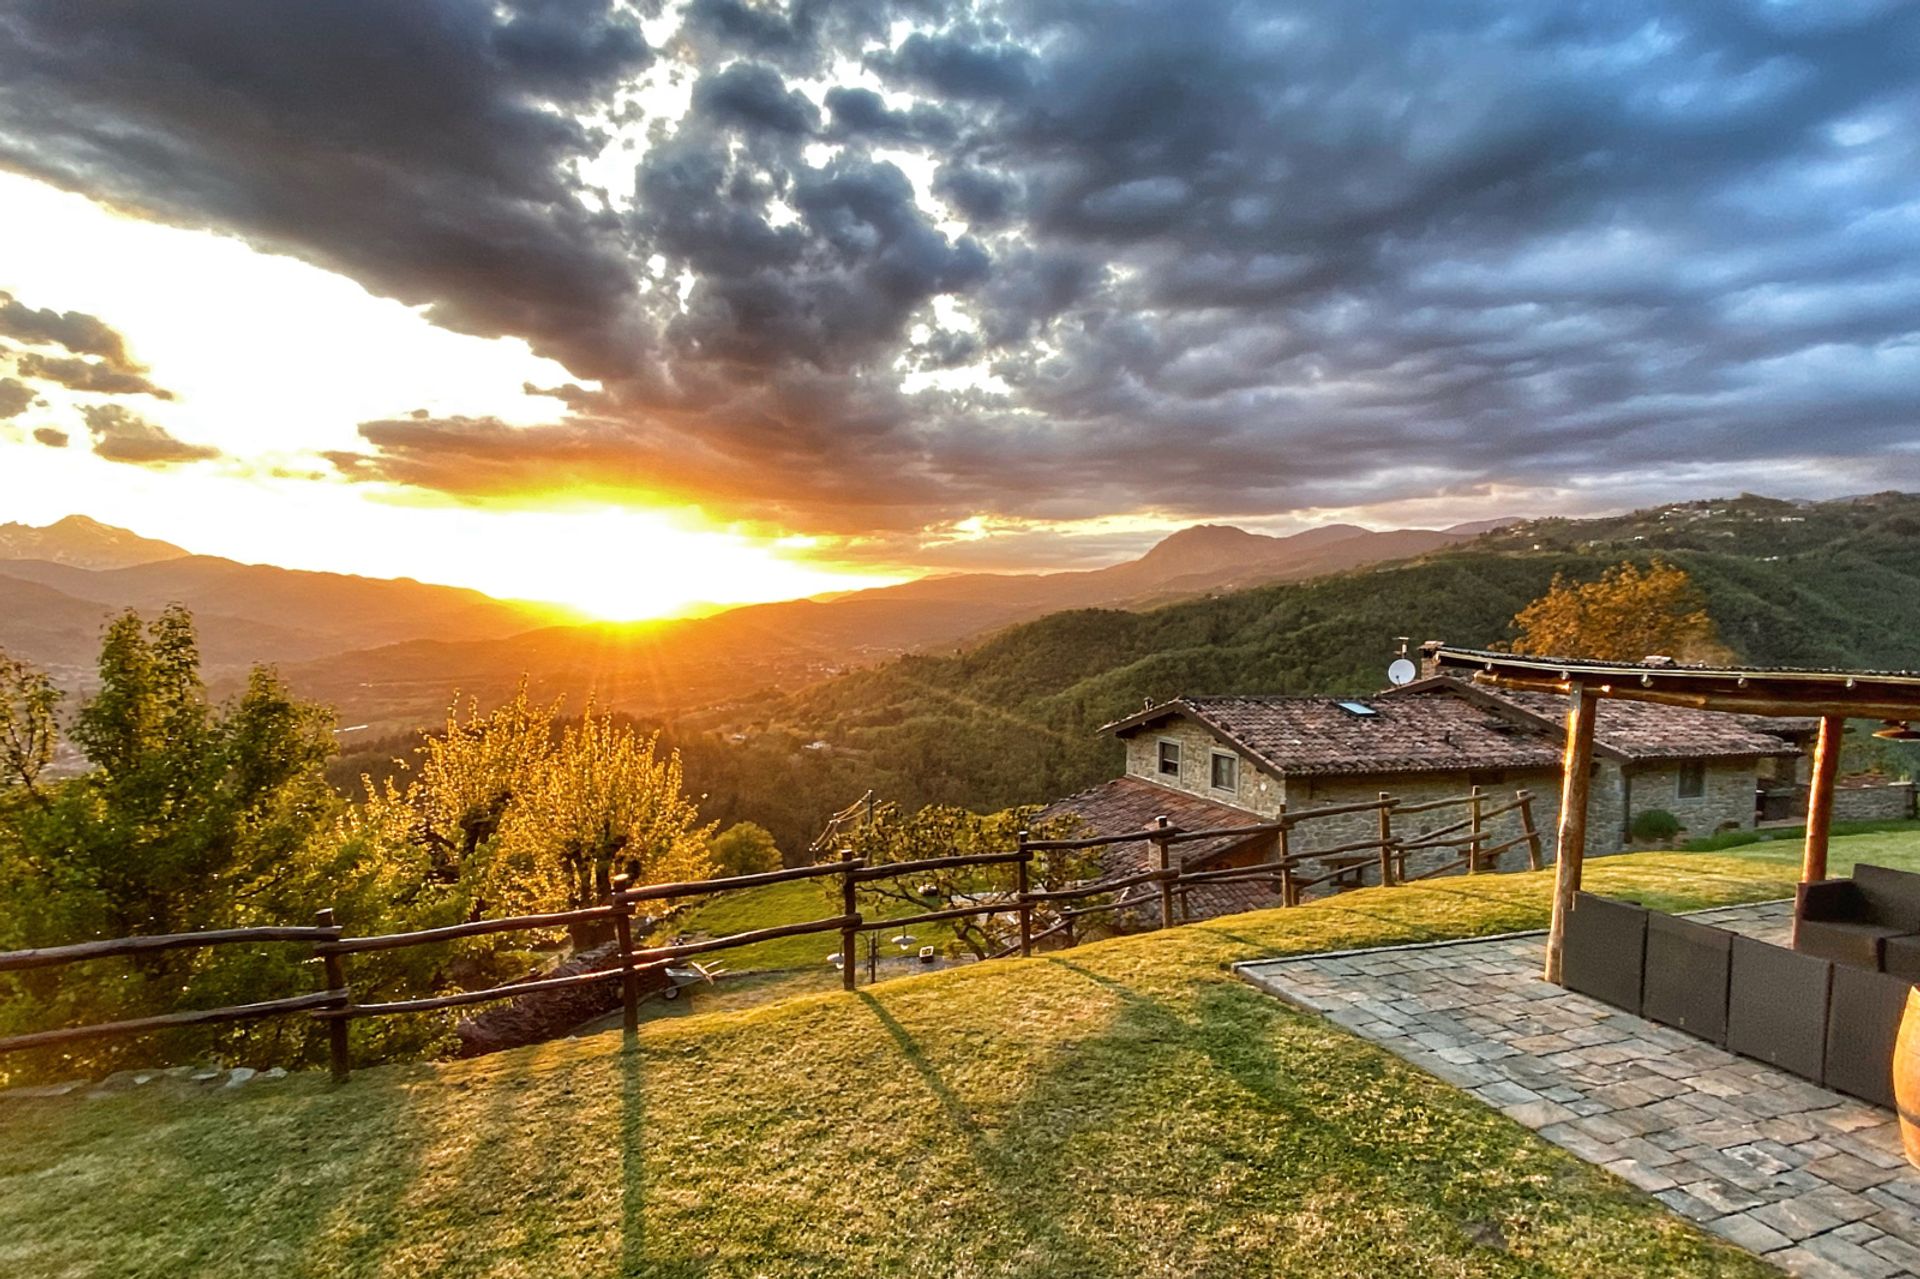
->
[619, 1040, 649, 1277]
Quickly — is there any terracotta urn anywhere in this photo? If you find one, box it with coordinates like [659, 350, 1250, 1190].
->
[1896, 988, 1920, 1167]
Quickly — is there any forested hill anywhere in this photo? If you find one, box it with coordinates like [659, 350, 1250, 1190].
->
[683, 493, 1920, 849]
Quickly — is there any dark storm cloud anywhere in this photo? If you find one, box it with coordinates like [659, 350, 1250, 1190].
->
[0, 377, 32, 419]
[12, 352, 173, 399]
[0, 0, 651, 379]
[11, 1, 1920, 538]
[32, 426, 68, 448]
[81, 404, 220, 465]
[0, 291, 138, 370]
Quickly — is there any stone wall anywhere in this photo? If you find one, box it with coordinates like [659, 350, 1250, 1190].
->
[1623, 759, 1759, 840]
[1284, 769, 1558, 888]
[1123, 718, 1276, 814]
[1123, 713, 1780, 887]
[1832, 779, 1917, 823]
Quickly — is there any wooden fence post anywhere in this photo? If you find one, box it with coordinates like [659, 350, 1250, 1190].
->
[1276, 804, 1296, 906]
[1015, 830, 1034, 958]
[1467, 785, 1484, 874]
[1518, 790, 1543, 871]
[609, 873, 640, 1037]
[315, 908, 350, 1083]
[840, 851, 859, 992]
[1376, 793, 1397, 887]
[1151, 816, 1177, 929]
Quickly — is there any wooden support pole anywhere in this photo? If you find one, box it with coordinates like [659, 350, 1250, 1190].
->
[610, 874, 639, 1037]
[1015, 832, 1033, 958]
[1803, 715, 1844, 884]
[1545, 685, 1597, 985]
[1467, 785, 1484, 874]
[315, 908, 350, 1083]
[1151, 817, 1176, 929]
[839, 852, 858, 992]
[1796, 715, 1846, 946]
[1276, 805, 1296, 906]
[1376, 793, 1396, 887]
[1518, 790, 1543, 871]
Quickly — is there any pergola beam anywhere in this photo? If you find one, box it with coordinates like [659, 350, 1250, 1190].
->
[1422, 644, 1920, 985]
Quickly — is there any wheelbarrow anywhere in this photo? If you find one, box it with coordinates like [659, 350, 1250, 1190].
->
[659, 960, 720, 1000]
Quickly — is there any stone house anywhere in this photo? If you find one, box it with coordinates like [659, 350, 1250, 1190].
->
[1040, 677, 1811, 922]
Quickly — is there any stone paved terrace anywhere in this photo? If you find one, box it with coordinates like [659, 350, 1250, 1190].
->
[1238, 902, 1920, 1279]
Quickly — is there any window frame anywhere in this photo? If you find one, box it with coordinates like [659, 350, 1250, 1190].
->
[1156, 738, 1182, 777]
[1209, 750, 1239, 793]
[1677, 759, 1707, 801]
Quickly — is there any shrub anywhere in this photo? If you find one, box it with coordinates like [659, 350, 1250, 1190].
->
[1630, 808, 1682, 843]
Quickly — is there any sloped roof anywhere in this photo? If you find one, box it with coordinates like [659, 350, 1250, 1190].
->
[1449, 683, 1812, 762]
[1105, 693, 1563, 777]
[1033, 776, 1278, 924]
[1035, 775, 1266, 868]
[1103, 678, 1803, 777]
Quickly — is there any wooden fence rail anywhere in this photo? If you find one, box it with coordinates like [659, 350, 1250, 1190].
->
[0, 787, 1539, 1078]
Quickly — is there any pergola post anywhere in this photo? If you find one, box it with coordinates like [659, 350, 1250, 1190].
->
[1794, 715, 1845, 945]
[1545, 683, 1597, 985]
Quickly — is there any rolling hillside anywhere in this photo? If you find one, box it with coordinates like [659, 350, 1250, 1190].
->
[280, 518, 1507, 730]
[664, 493, 1920, 850]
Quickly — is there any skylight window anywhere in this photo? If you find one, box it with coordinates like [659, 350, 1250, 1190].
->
[1336, 701, 1377, 717]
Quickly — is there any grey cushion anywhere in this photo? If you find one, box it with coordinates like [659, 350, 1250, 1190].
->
[1854, 863, 1920, 933]
[1795, 917, 1906, 971]
[1562, 892, 1647, 1013]
[1727, 935, 1832, 1084]
[1642, 914, 1731, 1045]
[1824, 964, 1912, 1109]
[1881, 933, 1920, 982]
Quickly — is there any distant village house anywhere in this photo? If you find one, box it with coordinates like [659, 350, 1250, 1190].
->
[1040, 675, 1820, 925]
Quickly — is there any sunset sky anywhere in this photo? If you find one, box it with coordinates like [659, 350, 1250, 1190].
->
[2, 1, 1917, 618]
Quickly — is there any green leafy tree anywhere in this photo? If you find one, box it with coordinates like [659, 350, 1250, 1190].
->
[843, 802, 1087, 958]
[0, 609, 342, 1082]
[708, 821, 782, 878]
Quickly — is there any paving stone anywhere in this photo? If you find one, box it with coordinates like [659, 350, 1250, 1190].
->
[1806, 1151, 1901, 1193]
[1605, 1157, 1678, 1194]
[1235, 905, 1917, 1276]
[1704, 1212, 1793, 1254]
[1799, 1230, 1904, 1278]
[1749, 1196, 1847, 1241]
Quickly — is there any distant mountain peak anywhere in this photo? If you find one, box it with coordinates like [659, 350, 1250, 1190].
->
[0, 515, 191, 570]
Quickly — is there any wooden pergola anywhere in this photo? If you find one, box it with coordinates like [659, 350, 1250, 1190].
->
[1424, 644, 1920, 983]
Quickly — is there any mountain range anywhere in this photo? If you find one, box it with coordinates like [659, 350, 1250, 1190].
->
[0, 511, 1506, 722]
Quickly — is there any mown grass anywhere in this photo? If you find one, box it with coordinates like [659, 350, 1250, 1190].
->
[0, 844, 1843, 1279]
[1683, 815, 1920, 857]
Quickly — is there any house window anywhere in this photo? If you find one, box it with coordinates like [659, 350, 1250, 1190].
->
[1210, 752, 1239, 792]
[1678, 761, 1707, 800]
[1157, 740, 1181, 777]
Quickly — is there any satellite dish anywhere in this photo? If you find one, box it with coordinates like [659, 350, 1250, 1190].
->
[1386, 658, 1418, 687]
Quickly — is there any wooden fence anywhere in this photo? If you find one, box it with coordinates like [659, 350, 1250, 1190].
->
[0, 787, 1539, 1080]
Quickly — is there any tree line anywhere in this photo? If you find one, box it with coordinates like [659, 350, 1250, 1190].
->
[0, 606, 781, 1085]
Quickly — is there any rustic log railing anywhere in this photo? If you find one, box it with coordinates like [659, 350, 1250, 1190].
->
[0, 787, 1538, 1079]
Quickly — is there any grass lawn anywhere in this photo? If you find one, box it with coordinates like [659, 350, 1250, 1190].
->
[0, 843, 1857, 1278]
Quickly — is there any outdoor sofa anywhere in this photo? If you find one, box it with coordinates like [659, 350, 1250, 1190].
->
[1795, 862, 1920, 979]
[1562, 885, 1914, 1109]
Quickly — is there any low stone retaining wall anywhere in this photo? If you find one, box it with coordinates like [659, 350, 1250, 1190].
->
[1833, 780, 1916, 823]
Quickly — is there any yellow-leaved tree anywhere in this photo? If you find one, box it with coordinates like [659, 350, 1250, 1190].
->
[1510, 558, 1730, 663]
[499, 709, 714, 917]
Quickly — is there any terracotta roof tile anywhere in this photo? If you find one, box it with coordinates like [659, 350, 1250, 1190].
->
[1034, 777, 1278, 925]
[1105, 678, 1804, 776]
